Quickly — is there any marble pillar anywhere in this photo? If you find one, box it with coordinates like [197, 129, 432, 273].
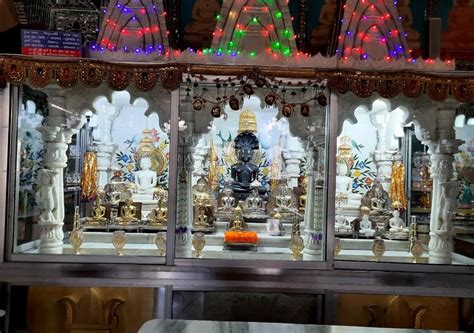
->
[283, 144, 304, 189]
[37, 89, 85, 254]
[303, 144, 324, 260]
[425, 108, 462, 264]
[93, 104, 121, 188]
[370, 109, 394, 191]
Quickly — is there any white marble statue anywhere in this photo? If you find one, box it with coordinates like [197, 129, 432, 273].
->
[135, 157, 158, 194]
[359, 207, 375, 237]
[336, 160, 362, 219]
[389, 210, 409, 233]
[335, 207, 351, 233]
[37, 169, 59, 222]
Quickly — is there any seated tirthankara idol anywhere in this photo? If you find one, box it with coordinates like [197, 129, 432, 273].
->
[359, 206, 375, 237]
[242, 182, 268, 219]
[362, 182, 393, 228]
[231, 110, 267, 200]
[134, 156, 158, 199]
[386, 201, 409, 239]
[335, 139, 362, 220]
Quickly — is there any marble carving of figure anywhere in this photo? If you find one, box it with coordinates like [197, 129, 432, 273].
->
[437, 181, 461, 232]
[135, 157, 157, 194]
[37, 169, 59, 222]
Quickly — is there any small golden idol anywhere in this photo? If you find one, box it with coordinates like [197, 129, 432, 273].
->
[112, 230, 127, 256]
[192, 232, 206, 258]
[155, 232, 166, 257]
[290, 235, 304, 260]
[117, 199, 138, 225]
[372, 239, 386, 262]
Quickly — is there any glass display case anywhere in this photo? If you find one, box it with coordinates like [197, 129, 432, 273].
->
[175, 79, 329, 261]
[333, 98, 474, 265]
[10, 84, 172, 259]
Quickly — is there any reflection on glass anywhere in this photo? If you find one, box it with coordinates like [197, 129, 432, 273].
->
[14, 86, 170, 256]
[177, 81, 328, 261]
[334, 99, 474, 265]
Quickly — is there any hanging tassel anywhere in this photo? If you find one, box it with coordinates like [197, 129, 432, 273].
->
[81, 151, 98, 201]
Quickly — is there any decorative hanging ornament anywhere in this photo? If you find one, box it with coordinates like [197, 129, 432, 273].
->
[317, 93, 328, 106]
[228, 96, 240, 111]
[282, 104, 294, 117]
[265, 93, 276, 106]
[300, 104, 310, 117]
[255, 77, 267, 88]
[193, 98, 204, 111]
[211, 105, 222, 118]
[242, 83, 254, 96]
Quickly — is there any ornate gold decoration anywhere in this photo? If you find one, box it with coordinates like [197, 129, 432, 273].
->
[352, 79, 375, 98]
[29, 65, 52, 88]
[117, 199, 139, 225]
[328, 76, 350, 94]
[80, 64, 103, 88]
[0, 56, 473, 102]
[87, 192, 107, 226]
[108, 71, 129, 91]
[291, 235, 304, 260]
[57, 67, 78, 88]
[73, 206, 81, 231]
[160, 68, 182, 90]
[377, 79, 401, 99]
[410, 241, 424, 264]
[334, 237, 342, 257]
[137, 129, 166, 175]
[192, 232, 206, 258]
[70, 229, 84, 255]
[112, 230, 127, 256]
[337, 136, 354, 168]
[427, 82, 449, 102]
[453, 84, 474, 103]
[389, 161, 408, 209]
[238, 109, 257, 133]
[81, 151, 98, 201]
[402, 79, 423, 98]
[133, 71, 158, 92]
[4, 60, 26, 85]
[372, 239, 386, 262]
[208, 141, 218, 192]
[155, 232, 166, 256]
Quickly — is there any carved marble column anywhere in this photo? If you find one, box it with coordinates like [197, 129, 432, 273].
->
[282, 148, 303, 189]
[37, 88, 85, 254]
[302, 142, 324, 260]
[370, 109, 393, 190]
[93, 104, 121, 188]
[174, 103, 196, 258]
[425, 107, 462, 264]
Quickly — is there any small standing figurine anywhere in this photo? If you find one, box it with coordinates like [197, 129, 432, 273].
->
[117, 199, 138, 225]
[299, 178, 308, 213]
[37, 169, 59, 222]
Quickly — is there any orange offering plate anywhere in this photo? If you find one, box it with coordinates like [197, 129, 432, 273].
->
[224, 231, 258, 245]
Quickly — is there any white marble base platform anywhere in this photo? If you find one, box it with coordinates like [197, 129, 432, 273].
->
[139, 319, 460, 333]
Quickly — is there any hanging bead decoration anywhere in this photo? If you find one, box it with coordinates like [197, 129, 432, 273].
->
[185, 71, 328, 118]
